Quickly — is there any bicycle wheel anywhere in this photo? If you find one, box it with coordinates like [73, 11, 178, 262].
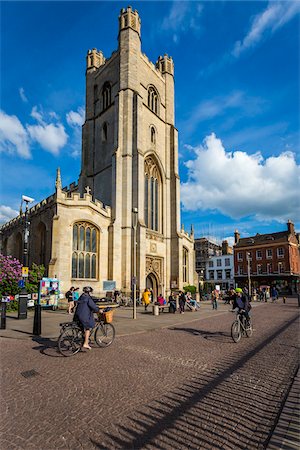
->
[245, 319, 253, 337]
[58, 326, 83, 356]
[231, 320, 241, 343]
[95, 323, 115, 347]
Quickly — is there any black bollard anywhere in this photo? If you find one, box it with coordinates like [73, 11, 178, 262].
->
[1, 301, 7, 330]
[33, 304, 41, 335]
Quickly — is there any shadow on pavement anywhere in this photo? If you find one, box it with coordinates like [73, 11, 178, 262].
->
[92, 314, 299, 450]
[31, 336, 60, 358]
[169, 326, 230, 342]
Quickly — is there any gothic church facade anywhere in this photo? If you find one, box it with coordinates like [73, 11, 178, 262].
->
[0, 7, 195, 298]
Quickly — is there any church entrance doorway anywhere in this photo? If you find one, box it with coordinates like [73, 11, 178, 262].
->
[146, 273, 158, 301]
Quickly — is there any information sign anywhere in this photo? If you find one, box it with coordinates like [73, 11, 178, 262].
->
[22, 267, 29, 278]
[103, 280, 116, 291]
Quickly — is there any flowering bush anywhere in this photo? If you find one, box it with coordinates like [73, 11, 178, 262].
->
[0, 254, 22, 296]
[25, 263, 45, 293]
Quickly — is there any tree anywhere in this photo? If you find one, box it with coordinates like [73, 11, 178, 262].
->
[25, 263, 45, 293]
[0, 254, 22, 296]
[183, 285, 197, 295]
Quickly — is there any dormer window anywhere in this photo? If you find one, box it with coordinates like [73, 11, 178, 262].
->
[148, 86, 158, 114]
[102, 82, 111, 110]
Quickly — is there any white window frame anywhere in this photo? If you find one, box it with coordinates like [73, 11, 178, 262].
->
[266, 249, 272, 259]
[237, 252, 243, 261]
[256, 250, 262, 260]
[277, 247, 284, 258]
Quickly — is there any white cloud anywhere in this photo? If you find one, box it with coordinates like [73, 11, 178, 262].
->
[232, 1, 300, 57]
[19, 87, 28, 103]
[182, 91, 264, 134]
[66, 107, 85, 127]
[0, 205, 19, 223]
[0, 110, 31, 158]
[181, 133, 300, 223]
[30, 106, 45, 124]
[27, 122, 68, 156]
[162, 1, 203, 42]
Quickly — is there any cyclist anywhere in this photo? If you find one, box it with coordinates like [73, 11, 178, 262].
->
[74, 286, 99, 350]
[235, 287, 251, 326]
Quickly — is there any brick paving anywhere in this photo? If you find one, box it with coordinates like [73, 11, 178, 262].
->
[0, 301, 299, 449]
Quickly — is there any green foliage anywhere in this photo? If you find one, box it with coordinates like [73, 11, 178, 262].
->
[6, 300, 18, 312]
[183, 285, 197, 295]
[25, 263, 45, 293]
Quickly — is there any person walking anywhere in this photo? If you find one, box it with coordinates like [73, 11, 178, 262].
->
[66, 286, 75, 314]
[179, 291, 186, 314]
[271, 286, 278, 303]
[142, 288, 151, 311]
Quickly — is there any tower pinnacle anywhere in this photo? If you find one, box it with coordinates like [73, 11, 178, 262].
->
[119, 6, 141, 37]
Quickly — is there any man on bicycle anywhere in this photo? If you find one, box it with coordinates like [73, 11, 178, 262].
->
[235, 288, 251, 325]
[73, 286, 99, 350]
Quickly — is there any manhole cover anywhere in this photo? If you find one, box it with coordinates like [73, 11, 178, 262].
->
[21, 369, 39, 378]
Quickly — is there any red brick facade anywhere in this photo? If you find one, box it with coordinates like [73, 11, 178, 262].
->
[233, 221, 300, 293]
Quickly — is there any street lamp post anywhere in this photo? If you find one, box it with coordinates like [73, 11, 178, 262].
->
[132, 207, 138, 320]
[247, 252, 251, 299]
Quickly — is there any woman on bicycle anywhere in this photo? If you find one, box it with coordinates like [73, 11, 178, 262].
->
[74, 286, 99, 350]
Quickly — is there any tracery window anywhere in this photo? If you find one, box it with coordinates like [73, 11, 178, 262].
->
[102, 82, 111, 110]
[72, 222, 98, 279]
[183, 247, 189, 283]
[147, 86, 158, 114]
[144, 157, 161, 232]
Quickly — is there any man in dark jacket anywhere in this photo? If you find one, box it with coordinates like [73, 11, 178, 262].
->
[236, 289, 251, 324]
[74, 286, 99, 350]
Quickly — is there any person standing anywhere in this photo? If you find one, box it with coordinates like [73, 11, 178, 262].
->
[168, 293, 177, 313]
[66, 287, 75, 314]
[179, 291, 186, 314]
[211, 289, 219, 310]
[271, 286, 278, 303]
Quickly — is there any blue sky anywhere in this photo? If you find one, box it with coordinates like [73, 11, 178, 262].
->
[1, 1, 299, 244]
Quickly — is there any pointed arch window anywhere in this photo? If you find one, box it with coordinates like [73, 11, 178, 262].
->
[72, 222, 99, 279]
[183, 247, 189, 283]
[102, 122, 108, 142]
[102, 82, 111, 110]
[144, 157, 161, 232]
[147, 86, 158, 114]
[150, 126, 156, 145]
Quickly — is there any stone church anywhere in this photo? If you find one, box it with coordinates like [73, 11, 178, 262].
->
[0, 7, 195, 298]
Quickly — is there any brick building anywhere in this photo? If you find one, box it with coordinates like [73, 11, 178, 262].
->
[233, 221, 300, 294]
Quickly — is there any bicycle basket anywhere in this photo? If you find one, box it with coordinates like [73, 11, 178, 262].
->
[99, 310, 114, 323]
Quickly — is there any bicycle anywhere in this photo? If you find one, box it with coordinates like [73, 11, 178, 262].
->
[231, 310, 253, 343]
[58, 309, 115, 357]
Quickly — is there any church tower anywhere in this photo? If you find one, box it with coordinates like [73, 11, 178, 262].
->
[79, 7, 194, 297]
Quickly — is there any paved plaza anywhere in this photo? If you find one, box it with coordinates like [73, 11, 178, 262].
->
[0, 300, 299, 449]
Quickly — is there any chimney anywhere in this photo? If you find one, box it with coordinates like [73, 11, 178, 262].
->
[287, 220, 295, 235]
[222, 240, 229, 255]
[234, 229, 240, 244]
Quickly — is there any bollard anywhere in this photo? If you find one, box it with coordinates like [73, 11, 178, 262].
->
[1, 301, 7, 330]
[283, 296, 286, 304]
[154, 304, 159, 316]
[33, 304, 42, 335]
[18, 289, 28, 319]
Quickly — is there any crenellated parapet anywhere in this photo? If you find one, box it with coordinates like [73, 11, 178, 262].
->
[56, 188, 111, 217]
[156, 54, 174, 76]
[119, 6, 141, 36]
[86, 48, 106, 72]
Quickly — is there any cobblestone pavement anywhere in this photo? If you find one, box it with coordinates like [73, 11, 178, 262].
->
[0, 301, 299, 450]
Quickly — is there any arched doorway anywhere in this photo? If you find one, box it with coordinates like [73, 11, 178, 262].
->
[146, 273, 158, 301]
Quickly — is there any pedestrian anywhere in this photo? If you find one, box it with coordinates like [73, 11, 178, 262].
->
[73, 287, 80, 305]
[168, 293, 176, 313]
[66, 286, 75, 314]
[271, 286, 278, 303]
[179, 291, 186, 314]
[142, 288, 151, 311]
[211, 289, 219, 310]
